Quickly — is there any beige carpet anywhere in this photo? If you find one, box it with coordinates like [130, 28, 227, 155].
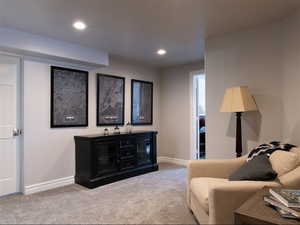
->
[0, 163, 197, 224]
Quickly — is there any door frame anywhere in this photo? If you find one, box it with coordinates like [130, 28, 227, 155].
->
[189, 70, 205, 160]
[0, 51, 24, 195]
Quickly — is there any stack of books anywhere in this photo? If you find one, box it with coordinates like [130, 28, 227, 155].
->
[264, 188, 300, 219]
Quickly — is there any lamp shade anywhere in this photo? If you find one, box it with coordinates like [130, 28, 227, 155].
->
[220, 86, 258, 112]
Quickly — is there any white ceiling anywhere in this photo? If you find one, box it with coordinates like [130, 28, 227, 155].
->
[0, 0, 300, 68]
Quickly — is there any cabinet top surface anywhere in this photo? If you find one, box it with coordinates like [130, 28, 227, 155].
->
[74, 130, 158, 140]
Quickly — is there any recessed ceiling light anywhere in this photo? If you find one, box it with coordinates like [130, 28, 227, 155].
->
[73, 21, 86, 30]
[157, 49, 167, 55]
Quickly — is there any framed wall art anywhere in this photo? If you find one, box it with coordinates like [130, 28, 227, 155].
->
[51, 66, 88, 128]
[97, 74, 125, 126]
[131, 79, 153, 125]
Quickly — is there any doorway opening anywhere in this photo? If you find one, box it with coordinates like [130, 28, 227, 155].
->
[191, 73, 206, 159]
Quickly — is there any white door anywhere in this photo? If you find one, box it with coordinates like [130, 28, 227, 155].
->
[0, 55, 20, 196]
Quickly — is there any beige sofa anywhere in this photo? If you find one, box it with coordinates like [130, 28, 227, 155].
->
[187, 148, 300, 224]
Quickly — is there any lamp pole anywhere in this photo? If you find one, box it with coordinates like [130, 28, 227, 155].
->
[236, 112, 242, 157]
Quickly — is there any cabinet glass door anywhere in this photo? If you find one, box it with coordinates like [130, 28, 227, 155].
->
[136, 137, 152, 166]
[93, 140, 118, 177]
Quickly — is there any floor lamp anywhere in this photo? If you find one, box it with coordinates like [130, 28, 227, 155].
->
[220, 86, 258, 157]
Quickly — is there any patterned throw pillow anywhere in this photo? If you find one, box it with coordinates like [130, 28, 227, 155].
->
[247, 141, 296, 161]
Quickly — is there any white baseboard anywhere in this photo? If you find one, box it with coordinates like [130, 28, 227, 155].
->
[23, 158, 188, 195]
[158, 156, 188, 167]
[24, 176, 74, 195]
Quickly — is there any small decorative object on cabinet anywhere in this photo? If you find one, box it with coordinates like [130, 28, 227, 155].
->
[97, 74, 125, 126]
[51, 66, 88, 128]
[126, 122, 132, 133]
[74, 131, 158, 188]
[103, 128, 109, 136]
[131, 79, 153, 125]
[114, 125, 120, 134]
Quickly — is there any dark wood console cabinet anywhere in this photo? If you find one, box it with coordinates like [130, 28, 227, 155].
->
[74, 131, 158, 188]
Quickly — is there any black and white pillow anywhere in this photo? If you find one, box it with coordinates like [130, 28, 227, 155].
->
[247, 141, 296, 161]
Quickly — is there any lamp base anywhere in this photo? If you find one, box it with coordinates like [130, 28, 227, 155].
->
[236, 112, 242, 158]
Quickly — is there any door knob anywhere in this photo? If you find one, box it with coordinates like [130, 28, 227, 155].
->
[12, 129, 22, 137]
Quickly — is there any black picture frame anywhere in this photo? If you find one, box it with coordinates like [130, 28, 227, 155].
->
[97, 74, 125, 126]
[131, 79, 153, 125]
[51, 66, 89, 128]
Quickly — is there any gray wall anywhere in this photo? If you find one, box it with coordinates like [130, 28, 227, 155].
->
[282, 10, 300, 145]
[205, 9, 300, 159]
[205, 22, 284, 159]
[159, 11, 300, 160]
[159, 62, 204, 160]
[23, 56, 160, 186]
[159, 22, 285, 160]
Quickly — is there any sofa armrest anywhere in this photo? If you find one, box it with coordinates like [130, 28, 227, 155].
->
[186, 156, 246, 208]
[208, 181, 280, 224]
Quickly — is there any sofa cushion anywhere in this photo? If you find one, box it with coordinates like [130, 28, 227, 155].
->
[190, 178, 228, 213]
[291, 147, 300, 159]
[229, 154, 277, 181]
[269, 150, 300, 176]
